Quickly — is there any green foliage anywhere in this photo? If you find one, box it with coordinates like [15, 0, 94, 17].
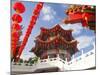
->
[19, 58, 23, 63]
[28, 57, 39, 65]
[18, 63, 21, 65]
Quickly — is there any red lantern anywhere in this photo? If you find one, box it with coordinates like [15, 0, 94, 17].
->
[13, 2, 25, 13]
[33, 8, 40, 15]
[30, 20, 36, 25]
[38, 2, 44, 8]
[36, 3, 43, 9]
[31, 15, 37, 21]
[12, 31, 19, 38]
[11, 41, 17, 45]
[14, 37, 19, 42]
[12, 48, 17, 57]
[11, 37, 18, 57]
[16, 2, 44, 62]
[33, 2, 43, 15]
[12, 23, 21, 31]
[23, 38, 28, 44]
[28, 26, 33, 31]
[12, 14, 22, 23]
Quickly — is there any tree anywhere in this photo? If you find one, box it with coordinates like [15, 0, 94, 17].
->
[29, 57, 39, 65]
[24, 60, 28, 66]
[32, 57, 39, 64]
[18, 58, 23, 65]
[28, 57, 33, 66]
[19, 58, 23, 63]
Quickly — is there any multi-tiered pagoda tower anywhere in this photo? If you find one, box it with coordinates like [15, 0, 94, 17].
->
[30, 24, 78, 61]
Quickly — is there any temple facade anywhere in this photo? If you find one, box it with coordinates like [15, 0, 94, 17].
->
[30, 24, 79, 61]
[63, 5, 96, 31]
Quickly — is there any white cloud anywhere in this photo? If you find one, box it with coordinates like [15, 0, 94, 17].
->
[76, 35, 95, 50]
[43, 14, 54, 21]
[42, 5, 56, 21]
[60, 23, 95, 50]
[61, 23, 83, 35]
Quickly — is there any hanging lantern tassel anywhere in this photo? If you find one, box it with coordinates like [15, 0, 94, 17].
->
[16, 2, 44, 62]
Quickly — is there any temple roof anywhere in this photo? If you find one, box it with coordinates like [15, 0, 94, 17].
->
[65, 5, 95, 15]
[30, 35, 78, 52]
[36, 34, 77, 44]
[36, 24, 74, 41]
[39, 24, 73, 34]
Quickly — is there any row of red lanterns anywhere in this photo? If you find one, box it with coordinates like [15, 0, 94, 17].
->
[11, 2, 25, 60]
[15, 2, 44, 62]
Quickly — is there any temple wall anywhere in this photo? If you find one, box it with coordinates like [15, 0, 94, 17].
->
[64, 45, 95, 70]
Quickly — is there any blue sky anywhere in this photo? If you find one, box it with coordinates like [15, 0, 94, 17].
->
[12, 1, 95, 60]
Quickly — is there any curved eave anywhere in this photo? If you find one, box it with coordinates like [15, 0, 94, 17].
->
[40, 24, 73, 33]
[63, 18, 82, 24]
[36, 35, 78, 44]
[30, 40, 78, 53]
[63, 13, 95, 24]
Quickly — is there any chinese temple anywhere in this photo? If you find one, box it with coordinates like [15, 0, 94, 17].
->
[63, 5, 96, 31]
[30, 24, 79, 61]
